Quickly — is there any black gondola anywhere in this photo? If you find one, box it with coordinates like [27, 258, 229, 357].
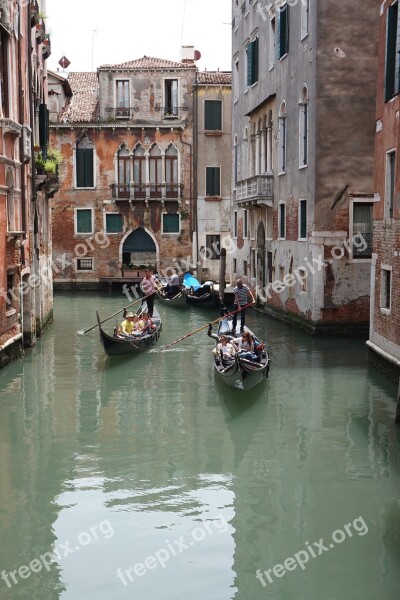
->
[185, 281, 217, 306]
[208, 314, 269, 391]
[155, 282, 187, 308]
[97, 304, 162, 357]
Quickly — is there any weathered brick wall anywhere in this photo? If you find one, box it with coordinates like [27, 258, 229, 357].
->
[373, 221, 400, 343]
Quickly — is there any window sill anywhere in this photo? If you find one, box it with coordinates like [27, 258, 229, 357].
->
[75, 187, 96, 190]
[161, 232, 180, 235]
[279, 53, 288, 61]
[297, 238, 307, 242]
[163, 115, 179, 120]
[300, 32, 309, 42]
[205, 131, 223, 137]
[6, 309, 17, 318]
[299, 163, 308, 170]
[244, 88, 249, 95]
[205, 196, 222, 202]
[251, 81, 258, 88]
[76, 270, 94, 273]
[75, 232, 94, 236]
[380, 307, 391, 316]
[278, 171, 286, 176]
[268, 65, 274, 72]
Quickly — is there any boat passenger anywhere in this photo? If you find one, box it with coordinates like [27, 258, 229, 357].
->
[213, 335, 237, 361]
[120, 312, 136, 336]
[233, 331, 258, 361]
[166, 270, 181, 298]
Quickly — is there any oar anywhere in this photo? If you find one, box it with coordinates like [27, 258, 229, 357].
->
[78, 293, 152, 335]
[158, 301, 255, 352]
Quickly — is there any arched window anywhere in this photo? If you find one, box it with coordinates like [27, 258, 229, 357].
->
[149, 145, 162, 198]
[76, 135, 94, 188]
[165, 145, 178, 198]
[117, 146, 130, 197]
[299, 86, 308, 167]
[278, 102, 287, 174]
[133, 144, 146, 198]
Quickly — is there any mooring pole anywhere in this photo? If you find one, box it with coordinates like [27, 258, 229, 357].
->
[219, 248, 226, 305]
[396, 377, 400, 424]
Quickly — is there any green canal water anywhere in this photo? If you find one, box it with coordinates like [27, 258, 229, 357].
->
[0, 293, 399, 600]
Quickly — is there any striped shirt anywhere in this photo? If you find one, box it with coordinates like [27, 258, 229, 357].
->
[234, 284, 250, 306]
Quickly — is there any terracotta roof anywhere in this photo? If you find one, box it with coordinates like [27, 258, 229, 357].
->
[99, 56, 196, 70]
[58, 72, 99, 124]
[197, 71, 232, 85]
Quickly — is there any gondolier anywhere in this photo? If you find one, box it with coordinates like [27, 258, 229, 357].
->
[232, 279, 255, 333]
[141, 269, 158, 317]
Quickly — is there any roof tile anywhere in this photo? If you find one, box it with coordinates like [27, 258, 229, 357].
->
[58, 72, 99, 124]
[197, 71, 232, 85]
[99, 56, 196, 70]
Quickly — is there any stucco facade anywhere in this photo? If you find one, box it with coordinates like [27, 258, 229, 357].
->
[194, 72, 232, 282]
[367, 0, 400, 379]
[231, 0, 379, 333]
[49, 54, 197, 287]
[0, 0, 55, 368]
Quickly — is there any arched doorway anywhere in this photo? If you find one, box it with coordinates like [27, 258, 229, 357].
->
[256, 221, 266, 290]
[121, 227, 158, 268]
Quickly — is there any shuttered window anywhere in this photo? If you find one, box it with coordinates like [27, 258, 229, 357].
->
[162, 214, 180, 233]
[246, 37, 259, 86]
[106, 214, 123, 233]
[76, 137, 94, 188]
[385, 1, 400, 101]
[299, 200, 307, 239]
[277, 5, 289, 59]
[76, 209, 92, 234]
[279, 203, 286, 238]
[204, 100, 222, 130]
[353, 203, 373, 258]
[206, 167, 221, 196]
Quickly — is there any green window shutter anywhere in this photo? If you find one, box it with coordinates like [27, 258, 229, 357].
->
[205, 101, 213, 129]
[253, 37, 259, 83]
[84, 149, 94, 187]
[163, 214, 179, 233]
[76, 149, 86, 187]
[213, 101, 222, 129]
[214, 167, 220, 195]
[280, 204, 285, 238]
[106, 214, 123, 233]
[77, 209, 92, 233]
[206, 167, 214, 195]
[385, 4, 398, 101]
[278, 6, 289, 58]
[39, 103, 49, 149]
[246, 42, 254, 86]
[300, 201, 307, 238]
[276, 13, 281, 59]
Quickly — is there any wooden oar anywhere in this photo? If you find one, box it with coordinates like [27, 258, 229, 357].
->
[78, 293, 153, 335]
[158, 301, 255, 352]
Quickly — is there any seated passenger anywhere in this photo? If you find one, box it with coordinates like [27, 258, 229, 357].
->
[120, 312, 136, 336]
[213, 335, 237, 361]
[233, 331, 258, 361]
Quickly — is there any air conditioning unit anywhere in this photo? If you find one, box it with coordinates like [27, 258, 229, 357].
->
[22, 125, 32, 163]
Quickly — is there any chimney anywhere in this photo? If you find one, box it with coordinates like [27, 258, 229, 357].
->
[181, 46, 195, 64]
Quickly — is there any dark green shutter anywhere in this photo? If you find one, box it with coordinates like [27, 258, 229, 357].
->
[85, 149, 94, 187]
[214, 167, 220, 195]
[106, 214, 123, 233]
[253, 37, 259, 83]
[206, 167, 213, 195]
[77, 209, 91, 233]
[76, 149, 86, 187]
[213, 101, 222, 129]
[163, 214, 179, 233]
[280, 204, 285, 238]
[278, 6, 289, 58]
[300, 201, 307, 238]
[385, 3, 398, 101]
[247, 42, 253, 86]
[39, 103, 49, 150]
[276, 13, 281, 59]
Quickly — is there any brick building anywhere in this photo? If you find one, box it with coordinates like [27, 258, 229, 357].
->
[367, 0, 400, 378]
[194, 71, 232, 281]
[49, 50, 198, 288]
[0, 0, 56, 368]
[231, 0, 379, 334]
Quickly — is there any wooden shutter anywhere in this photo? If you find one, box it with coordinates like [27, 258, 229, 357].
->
[300, 201, 307, 238]
[247, 41, 253, 86]
[213, 101, 222, 129]
[76, 148, 86, 187]
[206, 167, 214, 195]
[279, 6, 289, 58]
[84, 149, 94, 187]
[205, 101, 212, 129]
[213, 167, 220, 196]
[77, 209, 91, 233]
[253, 37, 259, 83]
[385, 4, 398, 101]
[39, 103, 49, 149]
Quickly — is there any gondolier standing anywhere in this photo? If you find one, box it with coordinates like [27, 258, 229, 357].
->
[232, 279, 255, 333]
[141, 269, 158, 317]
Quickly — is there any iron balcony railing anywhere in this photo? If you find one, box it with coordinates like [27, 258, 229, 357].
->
[111, 182, 183, 200]
[235, 174, 274, 204]
[105, 107, 140, 119]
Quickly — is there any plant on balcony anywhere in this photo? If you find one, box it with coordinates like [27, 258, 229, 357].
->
[35, 147, 63, 175]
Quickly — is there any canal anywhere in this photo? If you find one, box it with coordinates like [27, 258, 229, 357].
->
[0, 293, 399, 600]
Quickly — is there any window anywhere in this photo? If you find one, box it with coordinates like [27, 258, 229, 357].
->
[206, 166, 221, 196]
[0, 28, 9, 117]
[267, 251, 273, 283]
[133, 144, 146, 198]
[149, 145, 162, 197]
[246, 36, 259, 86]
[162, 213, 180, 233]
[352, 203, 373, 258]
[301, 0, 309, 39]
[269, 17, 276, 70]
[117, 146, 130, 197]
[381, 267, 392, 310]
[299, 86, 308, 167]
[76, 136, 94, 188]
[234, 211, 238, 238]
[279, 203, 286, 238]
[6, 272, 14, 307]
[204, 100, 222, 130]
[165, 145, 178, 197]
[206, 234, 221, 259]
[244, 209, 248, 238]
[299, 199, 307, 239]
[76, 258, 93, 271]
[277, 4, 289, 59]
[116, 80, 130, 117]
[385, 1, 400, 101]
[76, 209, 92, 234]
[106, 213, 123, 233]
[164, 79, 179, 116]
[385, 150, 396, 218]
[278, 102, 287, 174]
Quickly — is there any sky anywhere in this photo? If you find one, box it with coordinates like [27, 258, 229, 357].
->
[46, 0, 232, 74]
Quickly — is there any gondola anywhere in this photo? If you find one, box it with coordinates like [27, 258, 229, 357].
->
[208, 314, 269, 391]
[183, 273, 217, 307]
[97, 304, 162, 357]
[155, 277, 188, 308]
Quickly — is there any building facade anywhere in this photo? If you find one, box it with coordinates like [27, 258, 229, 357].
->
[49, 51, 198, 288]
[367, 0, 400, 378]
[0, 0, 55, 368]
[231, 0, 379, 333]
[194, 71, 232, 282]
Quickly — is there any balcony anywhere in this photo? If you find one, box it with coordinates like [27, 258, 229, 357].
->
[111, 183, 183, 201]
[105, 107, 139, 120]
[235, 174, 274, 207]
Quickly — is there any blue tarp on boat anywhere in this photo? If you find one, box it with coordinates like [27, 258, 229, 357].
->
[183, 272, 201, 291]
